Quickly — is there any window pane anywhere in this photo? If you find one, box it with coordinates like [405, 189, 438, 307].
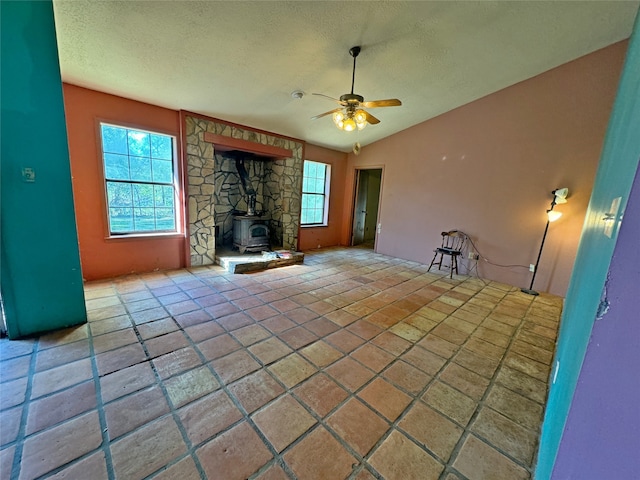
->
[133, 207, 155, 231]
[104, 153, 130, 180]
[102, 125, 128, 154]
[109, 208, 133, 232]
[128, 131, 151, 157]
[152, 159, 173, 183]
[155, 208, 175, 230]
[151, 134, 172, 160]
[154, 185, 174, 207]
[130, 157, 152, 182]
[132, 184, 154, 207]
[107, 182, 132, 207]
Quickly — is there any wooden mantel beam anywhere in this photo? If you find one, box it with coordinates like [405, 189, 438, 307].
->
[203, 132, 292, 159]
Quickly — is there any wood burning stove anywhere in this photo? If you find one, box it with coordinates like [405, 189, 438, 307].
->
[233, 215, 269, 254]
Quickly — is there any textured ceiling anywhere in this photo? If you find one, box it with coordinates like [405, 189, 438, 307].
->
[52, 1, 639, 152]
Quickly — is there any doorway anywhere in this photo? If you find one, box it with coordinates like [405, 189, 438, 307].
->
[351, 168, 382, 249]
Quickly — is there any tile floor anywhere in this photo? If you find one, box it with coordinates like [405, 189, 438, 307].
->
[0, 247, 562, 480]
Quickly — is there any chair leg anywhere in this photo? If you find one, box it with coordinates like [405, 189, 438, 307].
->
[450, 255, 458, 278]
[428, 252, 439, 272]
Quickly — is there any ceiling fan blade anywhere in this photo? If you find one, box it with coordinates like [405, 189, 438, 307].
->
[361, 99, 402, 108]
[312, 93, 346, 105]
[364, 111, 381, 124]
[311, 108, 342, 120]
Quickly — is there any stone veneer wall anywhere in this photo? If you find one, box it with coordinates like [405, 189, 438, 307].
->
[184, 114, 303, 266]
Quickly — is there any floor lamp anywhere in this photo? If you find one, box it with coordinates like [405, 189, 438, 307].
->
[521, 188, 569, 296]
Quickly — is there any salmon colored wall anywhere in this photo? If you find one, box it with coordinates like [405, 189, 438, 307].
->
[63, 84, 185, 280]
[299, 144, 348, 251]
[341, 41, 628, 296]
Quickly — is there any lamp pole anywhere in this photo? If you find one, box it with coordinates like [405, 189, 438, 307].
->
[521, 190, 565, 296]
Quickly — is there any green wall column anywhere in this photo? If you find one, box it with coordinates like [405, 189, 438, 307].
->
[1, 0, 87, 338]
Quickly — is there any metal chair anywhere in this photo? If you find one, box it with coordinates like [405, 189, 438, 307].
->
[428, 230, 466, 278]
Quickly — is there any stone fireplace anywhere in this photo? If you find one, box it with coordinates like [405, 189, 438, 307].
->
[184, 113, 303, 266]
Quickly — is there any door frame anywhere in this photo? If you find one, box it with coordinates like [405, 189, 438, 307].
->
[349, 166, 384, 249]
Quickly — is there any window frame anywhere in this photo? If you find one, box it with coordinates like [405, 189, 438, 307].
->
[99, 122, 181, 238]
[301, 160, 331, 227]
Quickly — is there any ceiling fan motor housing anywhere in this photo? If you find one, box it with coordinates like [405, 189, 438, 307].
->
[340, 93, 364, 104]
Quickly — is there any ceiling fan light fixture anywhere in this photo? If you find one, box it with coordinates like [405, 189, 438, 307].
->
[354, 109, 367, 130]
[332, 111, 344, 128]
[342, 117, 357, 132]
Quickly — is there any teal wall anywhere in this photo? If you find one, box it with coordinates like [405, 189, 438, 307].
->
[1, 1, 86, 338]
[536, 12, 640, 480]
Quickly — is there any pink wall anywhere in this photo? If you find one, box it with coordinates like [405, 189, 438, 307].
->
[341, 41, 627, 296]
[63, 84, 185, 280]
[298, 144, 348, 251]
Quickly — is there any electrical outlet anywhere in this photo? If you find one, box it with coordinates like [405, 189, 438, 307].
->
[468, 252, 479, 260]
[529, 264, 535, 272]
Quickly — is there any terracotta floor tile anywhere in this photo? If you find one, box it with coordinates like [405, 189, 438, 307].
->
[325, 309, 360, 327]
[259, 314, 297, 333]
[217, 312, 255, 331]
[495, 365, 547, 404]
[183, 320, 225, 343]
[278, 326, 319, 350]
[197, 421, 272, 480]
[197, 333, 242, 361]
[422, 381, 477, 427]
[136, 318, 179, 341]
[471, 407, 537, 465]
[358, 378, 412, 421]
[369, 430, 444, 480]
[486, 384, 543, 431]
[125, 298, 161, 313]
[34, 338, 90, 372]
[404, 314, 438, 333]
[92, 328, 138, 354]
[346, 320, 383, 340]
[104, 385, 170, 440]
[249, 337, 294, 365]
[326, 397, 389, 456]
[472, 325, 511, 348]
[246, 304, 280, 322]
[0, 406, 22, 446]
[26, 380, 96, 435]
[439, 362, 490, 401]
[206, 302, 241, 319]
[233, 295, 265, 311]
[31, 358, 93, 398]
[175, 309, 214, 328]
[454, 348, 501, 378]
[19, 411, 103, 479]
[212, 349, 261, 384]
[0, 377, 27, 410]
[268, 353, 317, 388]
[254, 464, 290, 480]
[46, 451, 108, 480]
[130, 306, 169, 325]
[96, 343, 147, 376]
[284, 426, 356, 480]
[90, 316, 132, 336]
[228, 369, 285, 413]
[284, 307, 319, 324]
[401, 346, 447, 376]
[163, 365, 220, 408]
[149, 456, 201, 480]
[299, 340, 343, 367]
[294, 373, 349, 417]
[87, 304, 127, 322]
[431, 323, 469, 345]
[304, 317, 340, 337]
[177, 390, 243, 444]
[452, 434, 529, 480]
[231, 324, 271, 346]
[503, 352, 550, 382]
[382, 360, 432, 395]
[326, 357, 375, 392]
[111, 416, 187, 480]
[351, 343, 395, 373]
[325, 330, 365, 353]
[144, 331, 189, 359]
[371, 331, 412, 356]
[389, 322, 426, 342]
[398, 401, 463, 461]
[271, 298, 300, 313]
[253, 394, 317, 452]
[152, 347, 203, 380]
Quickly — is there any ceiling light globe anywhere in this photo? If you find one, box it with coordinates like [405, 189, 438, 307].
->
[343, 118, 356, 132]
[332, 111, 344, 127]
[354, 110, 367, 124]
[547, 210, 562, 222]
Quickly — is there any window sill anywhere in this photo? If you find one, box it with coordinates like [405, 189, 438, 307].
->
[105, 232, 184, 241]
[301, 224, 328, 228]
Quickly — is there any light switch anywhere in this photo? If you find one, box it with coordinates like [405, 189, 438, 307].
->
[22, 167, 36, 182]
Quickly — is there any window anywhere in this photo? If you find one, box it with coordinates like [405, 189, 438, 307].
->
[301, 160, 330, 226]
[100, 124, 178, 235]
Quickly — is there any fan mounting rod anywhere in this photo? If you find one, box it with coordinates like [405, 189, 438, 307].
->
[349, 46, 361, 95]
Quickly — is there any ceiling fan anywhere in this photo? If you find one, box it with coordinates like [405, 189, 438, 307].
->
[312, 46, 402, 131]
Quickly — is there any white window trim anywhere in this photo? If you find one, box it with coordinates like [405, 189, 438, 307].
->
[301, 160, 330, 227]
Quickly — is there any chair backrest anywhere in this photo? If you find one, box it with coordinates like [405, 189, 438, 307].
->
[440, 230, 466, 252]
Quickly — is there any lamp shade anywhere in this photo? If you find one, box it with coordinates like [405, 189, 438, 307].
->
[553, 188, 569, 203]
[547, 210, 562, 222]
